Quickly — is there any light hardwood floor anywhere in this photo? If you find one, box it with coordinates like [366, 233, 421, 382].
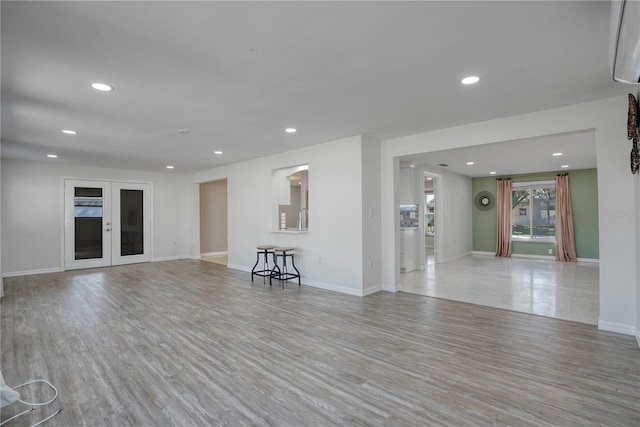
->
[1, 260, 638, 426]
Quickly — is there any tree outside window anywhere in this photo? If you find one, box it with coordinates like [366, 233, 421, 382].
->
[512, 184, 555, 240]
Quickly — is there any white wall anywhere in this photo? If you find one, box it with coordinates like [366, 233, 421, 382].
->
[381, 95, 639, 336]
[0, 144, 3, 295]
[361, 135, 382, 295]
[1, 159, 191, 276]
[199, 179, 228, 253]
[636, 160, 640, 345]
[191, 135, 367, 295]
[419, 165, 473, 264]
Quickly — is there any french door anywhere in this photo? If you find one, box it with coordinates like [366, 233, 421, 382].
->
[64, 180, 151, 270]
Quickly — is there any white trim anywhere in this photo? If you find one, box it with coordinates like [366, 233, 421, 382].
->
[598, 320, 636, 336]
[302, 279, 365, 296]
[440, 251, 472, 263]
[227, 264, 250, 273]
[511, 237, 556, 244]
[512, 253, 556, 261]
[472, 251, 495, 256]
[226, 264, 373, 296]
[3, 267, 63, 278]
[200, 251, 228, 257]
[636, 333, 640, 350]
[363, 284, 383, 296]
[512, 180, 555, 188]
[472, 251, 599, 263]
[151, 255, 190, 262]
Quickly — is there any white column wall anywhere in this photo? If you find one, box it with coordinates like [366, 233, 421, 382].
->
[381, 95, 639, 335]
[191, 135, 366, 295]
[421, 166, 473, 264]
[361, 135, 382, 295]
[1, 159, 191, 276]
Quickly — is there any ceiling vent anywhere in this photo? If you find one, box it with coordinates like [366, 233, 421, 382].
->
[438, 163, 449, 167]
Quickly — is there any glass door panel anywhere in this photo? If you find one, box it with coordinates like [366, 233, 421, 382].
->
[120, 189, 144, 256]
[74, 187, 104, 260]
[111, 182, 151, 266]
[65, 180, 112, 270]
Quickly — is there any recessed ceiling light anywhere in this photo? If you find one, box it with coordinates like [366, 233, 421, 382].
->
[285, 128, 297, 133]
[466, 161, 475, 165]
[461, 76, 480, 85]
[410, 164, 415, 168]
[178, 129, 190, 134]
[426, 177, 433, 180]
[62, 129, 77, 135]
[91, 82, 114, 91]
[47, 154, 58, 158]
[214, 150, 223, 155]
[438, 163, 448, 167]
[489, 171, 497, 175]
[298, 181, 302, 185]
[166, 165, 174, 169]
[561, 165, 570, 168]
[553, 152, 563, 156]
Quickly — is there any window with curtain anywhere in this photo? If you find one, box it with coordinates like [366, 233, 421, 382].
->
[511, 181, 556, 241]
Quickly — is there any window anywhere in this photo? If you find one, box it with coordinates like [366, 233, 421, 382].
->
[512, 181, 556, 241]
[273, 164, 309, 230]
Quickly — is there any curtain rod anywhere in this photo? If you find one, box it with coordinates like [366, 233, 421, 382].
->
[557, 173, 569, 177]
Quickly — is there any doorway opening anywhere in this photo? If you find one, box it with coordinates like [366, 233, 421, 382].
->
[199, 179, 228, 266]
[64, 179, 152, 270]
[424, 173, 437, 267]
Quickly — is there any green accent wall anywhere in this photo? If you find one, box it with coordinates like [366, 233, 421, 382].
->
[472, 169, 599, 259]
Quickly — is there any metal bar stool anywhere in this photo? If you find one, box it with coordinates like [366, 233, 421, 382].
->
[270, 247, 301, 288]
[251, 245, 276, 284]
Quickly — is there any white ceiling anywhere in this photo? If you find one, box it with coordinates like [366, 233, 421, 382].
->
[0, 1, 628, 173]
[402, 129, 597, 178]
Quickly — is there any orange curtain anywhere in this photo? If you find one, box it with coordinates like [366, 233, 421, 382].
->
[495, 179, 512, 257]
[555, 174, 577, 262]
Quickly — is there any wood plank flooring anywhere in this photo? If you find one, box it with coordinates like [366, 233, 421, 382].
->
[1, 260, 638, 426]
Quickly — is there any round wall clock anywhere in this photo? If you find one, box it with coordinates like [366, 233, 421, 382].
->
[474, 191, 495, 211]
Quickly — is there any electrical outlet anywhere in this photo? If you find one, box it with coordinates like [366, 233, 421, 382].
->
[548, 248, 553, 255]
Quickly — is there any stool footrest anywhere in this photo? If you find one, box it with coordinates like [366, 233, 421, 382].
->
[252, 269, 273, 277]
[271, 272, 299, 280]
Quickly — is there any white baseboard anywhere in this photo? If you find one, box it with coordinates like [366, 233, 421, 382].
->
[472, 251, 599, 264]
[362, 284, 383, 296]
[598, 320, 637, 336]
[577, 257, 599, 263]
[512, 253, 555, 261]
[2, 267, 63, 278]
[152, 255, 190, 262]
[228, 264, 374, 297]
[381, 283, 397, 293]
[201, 251, 228, 257]
[302, 279, 364, 296]
[227, 264, 250, 273]
[441, 251, 473, 263]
